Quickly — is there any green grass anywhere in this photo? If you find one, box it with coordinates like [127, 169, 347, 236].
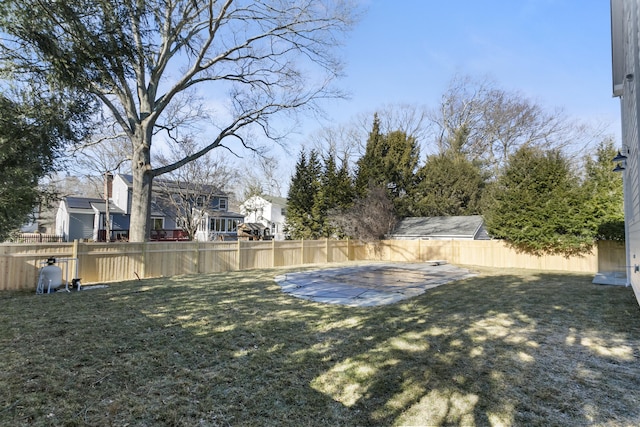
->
[2, 265, 640, 426]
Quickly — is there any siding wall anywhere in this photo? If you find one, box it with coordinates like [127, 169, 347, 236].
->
[618, 0, 640, 304]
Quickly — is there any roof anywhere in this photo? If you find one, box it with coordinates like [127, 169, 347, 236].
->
[239, 222, 267, 231]
[118, 174, 227, 196]
[241, 194, 288, 209]
[390, 216, 487, 239]
[263, 195, 287, 206]
[611, 0, 624, 97]
[208, 211, 244, 219]
[65, 197, 125, 214]
[66, 196, 105, 210]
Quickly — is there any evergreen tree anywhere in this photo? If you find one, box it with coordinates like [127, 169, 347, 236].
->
[355, 114, 386, 195]
[483, 146, 593, 256]
[355, 114, 420, 216]
[0, 90, 93, 240]
[582, 139, 625, 241]
[411, 125, 485, 216]
[317, 152, 355, 237]
[412, 150, 485, 216]
[285, 150, 322, 239]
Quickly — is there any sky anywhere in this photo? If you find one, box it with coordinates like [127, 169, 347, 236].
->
[276, 0, 619, 164]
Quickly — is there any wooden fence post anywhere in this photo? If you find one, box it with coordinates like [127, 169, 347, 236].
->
[237, 239, 241, 271]
[141, 241, 148, 279]
[326, 238, 329, 263]
[272, 238, 276, 268]
[194, 241, 200, 274]
[72, 239, 79, 280]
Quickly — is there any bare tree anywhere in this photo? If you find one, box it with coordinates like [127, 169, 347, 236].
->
[310, 103, 430, 172]
[1, 0, 359, 241]
[309, 123, 361, 169]
[429, 74, 593, 177]
[329, 185, 396, 241]
[71, 127, 132, 191]
[234, 153, 288, 208]
[155, 139, 241, 240]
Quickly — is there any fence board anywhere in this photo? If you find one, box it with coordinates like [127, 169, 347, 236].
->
[198, 242, 238, 273]
[328, 240, 350, 263]
[0, 243, 73, 291]
[302, 240, 327, 264]
[597, 240, 626, 272]
[78, 242, 145, 283]
[0, 239, 626, 291]
[239, 241, 274, 270]
[274, 240, 304, 267]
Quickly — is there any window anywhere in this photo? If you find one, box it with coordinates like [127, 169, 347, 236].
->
[219, 198, 227, 211]
[210, 218, 224, 232]
[208, 217, 239, 232]
[281, 208, 287, 216]
[152, 217, 164, 230]
[196, 196, 205, 208]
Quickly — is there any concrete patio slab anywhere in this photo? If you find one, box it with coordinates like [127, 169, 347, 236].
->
[274, 262, 477, 307]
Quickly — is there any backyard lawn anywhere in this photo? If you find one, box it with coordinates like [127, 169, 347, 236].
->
[1, 264, 640, 426]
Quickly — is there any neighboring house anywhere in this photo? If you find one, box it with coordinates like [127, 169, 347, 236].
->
[388, 216, 490, 240]
[56, 196, 128, 242]
[194, 210, 245, 242]
[240, 195, 288, 240]
[55, 173, 243, 242]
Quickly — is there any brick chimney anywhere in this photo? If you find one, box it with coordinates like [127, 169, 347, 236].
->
[104, 172, 113, 200]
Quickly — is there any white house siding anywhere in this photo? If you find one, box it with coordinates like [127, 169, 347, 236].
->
[241, 195, 287, 240]
[614, 0, 640, 303]
[55, 202, 69, 240]
[111, 174, 131, 213]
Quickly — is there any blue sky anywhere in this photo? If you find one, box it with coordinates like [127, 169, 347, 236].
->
[301, 0, 618, 140]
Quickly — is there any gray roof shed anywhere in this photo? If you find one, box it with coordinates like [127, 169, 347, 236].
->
[389, 216, 490, 240]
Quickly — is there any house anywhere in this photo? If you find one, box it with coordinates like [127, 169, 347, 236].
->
[611, 0, 640, 298]
[55, 173, 243, 242]
[388, 216, 490, 240]
[240, 195, 288, 240]
[56, 196, 129, 242]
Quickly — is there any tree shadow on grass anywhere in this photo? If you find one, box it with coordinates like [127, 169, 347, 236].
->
[1, 267, 640, 426]
[317, 270, 640, 426]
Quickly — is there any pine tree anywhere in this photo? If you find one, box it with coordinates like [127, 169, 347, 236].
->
[582, 139, 624, 241]
[315, 152, 355, 237]
[483, 146, 593, 256]
[285, 150, 322, 239]
[412, 150, 485, 216]
[355, 113, 386, 196]
[412, 126, 485, 216]
[354, 114, 419, 216]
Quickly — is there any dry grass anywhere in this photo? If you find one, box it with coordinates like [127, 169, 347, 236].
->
[1, 265, 640, 426]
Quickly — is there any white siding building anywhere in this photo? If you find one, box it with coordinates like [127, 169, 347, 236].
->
[240, 195, 288, 240]
[612, 0, 640, 302]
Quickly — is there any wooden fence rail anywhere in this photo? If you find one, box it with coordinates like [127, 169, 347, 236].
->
[0, 239, 626, 292]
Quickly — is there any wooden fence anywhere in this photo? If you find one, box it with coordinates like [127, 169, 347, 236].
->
[0, 239, 626, 292]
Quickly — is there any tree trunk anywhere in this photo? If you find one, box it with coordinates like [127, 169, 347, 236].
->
[129, 128, 154, 242]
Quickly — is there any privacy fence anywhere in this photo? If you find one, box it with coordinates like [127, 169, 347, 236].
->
[0, 239, 626, 292]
